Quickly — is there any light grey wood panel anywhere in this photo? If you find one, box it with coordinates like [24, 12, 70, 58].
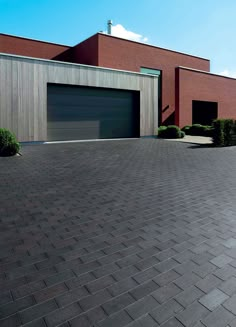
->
[0, 54, 158, 141]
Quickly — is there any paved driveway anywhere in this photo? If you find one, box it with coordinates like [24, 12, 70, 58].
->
[0, 139, 236, 327]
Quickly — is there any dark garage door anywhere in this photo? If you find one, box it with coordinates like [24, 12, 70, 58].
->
[47, 84, 140, 141]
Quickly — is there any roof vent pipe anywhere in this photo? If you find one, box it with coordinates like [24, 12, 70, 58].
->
[107, 20, 112, 35]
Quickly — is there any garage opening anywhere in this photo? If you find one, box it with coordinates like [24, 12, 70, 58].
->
[192, 100, 218, 125]
[47, 84, 140, 141]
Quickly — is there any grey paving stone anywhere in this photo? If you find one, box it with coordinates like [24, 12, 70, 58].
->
[96, 310, 133, 327]
[174, 272, 201, 290]
[173, 260, 199, 275]
[20, 318, 47, 327]
[213, 265, 236, 281]
[0, 290, 12, 306]
[222, 238, 236, 249]
[45, 302, 82, 327]
[108, 277, 139, 297]
[20, 299, 58, 324]
[112, 265, 139, 282]
[34, 283, 68, 303]
[86, 306, 107, 324]
[85, 275, 116, 294]
[210, 254, 233, 268]
[153, 269, 180, 287]
[201, 306, 235, 327]
[133, 267, 160, 284]
[56, 286, 89, 307]
[0, 295, 35, 319]
[223, 294, 236, 315]
[130, 280, 159, 300]
[219, 276, 236, 296]
[126, 314, 158, 327]
[70, 314, 91, 327]
[198, 288, 229, 311]
[150, 299, 183, 325]
[152, 283, 182, 304]
[126, 295, 159, 320]
[102, 292, 135, 315]
[1, 140, 236, 326]
[160, 317, 184, 326]
[79, 289, 112, 312]
[193, 262, 218, 278]
[195, 274, 222, 293]
[176, 301, 210, 327]
[135, 256, 160, 271]
[175, 285, 204, 308]
[154, 258, 179, 273]
[229, 318, 236, 327]
[0, 314, 21, 327]
[65, 272, 95, 289]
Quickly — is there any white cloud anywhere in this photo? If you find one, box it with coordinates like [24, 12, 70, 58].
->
[104, 24, 148, 43]
[219, 69, 236, 78]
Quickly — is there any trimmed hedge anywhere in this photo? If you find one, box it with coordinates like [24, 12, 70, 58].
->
[158, 125, 185, 139]
[0, 128, 20, 156]
[212, 119, 236, 146]
[181, 124, 213, 137]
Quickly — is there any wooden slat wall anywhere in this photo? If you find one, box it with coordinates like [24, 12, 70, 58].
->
[0, 54, 158, 142]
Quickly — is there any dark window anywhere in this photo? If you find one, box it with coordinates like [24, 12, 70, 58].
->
[192, 100, 218, 125]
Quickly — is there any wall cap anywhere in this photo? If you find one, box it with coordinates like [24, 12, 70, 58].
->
[0, 52, 159, 78]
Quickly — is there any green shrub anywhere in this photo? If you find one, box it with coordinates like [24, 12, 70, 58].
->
[202, 126, 214, 137]
[158, 125, 183, 139]
[181, 125, 191, 135]
[0, 128, 20, 156]
[182, 124, 213, 137]
[224, 119, 235, 146]
[189, 124, 206, 136]
[180, 131, 185, 138]
[212, 119, 226, 146]
[157, 126, 167, 136]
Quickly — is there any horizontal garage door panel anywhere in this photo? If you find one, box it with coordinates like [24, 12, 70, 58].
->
[47, 84, 139, 141]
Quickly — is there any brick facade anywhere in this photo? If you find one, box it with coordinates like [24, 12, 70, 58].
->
[73, 34, 210, 125]
[0, 34, 69, 59]
[176, 67, 236, 127]
[1, 32, 236, 129]
[53, 34, 99, 66]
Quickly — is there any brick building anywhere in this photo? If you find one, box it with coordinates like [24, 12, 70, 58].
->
[0, 31, 236, 141]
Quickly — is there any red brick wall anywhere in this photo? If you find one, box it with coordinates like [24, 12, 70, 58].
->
[58, 34, 99, 66]
[96, 34, 210, 125]
[0, 34, 69, 59]
[176, 67, 236, 127]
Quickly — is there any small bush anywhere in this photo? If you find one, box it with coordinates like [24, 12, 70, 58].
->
[203, 126, 214, 137]
[158, 125, 183, 139]
[182, 124, 213, 137]
[181, 125, 191, 135]
[224, 119, 235, 146]
[180, 131, 185, 138]
[212, 119, 226, 146]
[212, 119, 236, 146]
[0, 128, 20, 156]
[189, 124, 206, 136]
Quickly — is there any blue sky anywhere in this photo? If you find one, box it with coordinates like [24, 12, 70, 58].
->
[1, 0, 236, 76]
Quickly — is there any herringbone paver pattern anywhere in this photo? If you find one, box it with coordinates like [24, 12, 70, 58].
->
[0, 139, 236, 326]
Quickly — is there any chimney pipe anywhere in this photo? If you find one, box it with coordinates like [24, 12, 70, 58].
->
[107, 20, 112, 35]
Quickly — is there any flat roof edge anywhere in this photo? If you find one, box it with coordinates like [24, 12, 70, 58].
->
[178, 66, 236, 80]
[0, 52, 159, 78]
[98, 33, 210, 62]
[0, 33, 70, 48]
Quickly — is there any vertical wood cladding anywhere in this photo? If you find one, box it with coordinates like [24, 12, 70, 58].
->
[0, 54, 158, 142]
